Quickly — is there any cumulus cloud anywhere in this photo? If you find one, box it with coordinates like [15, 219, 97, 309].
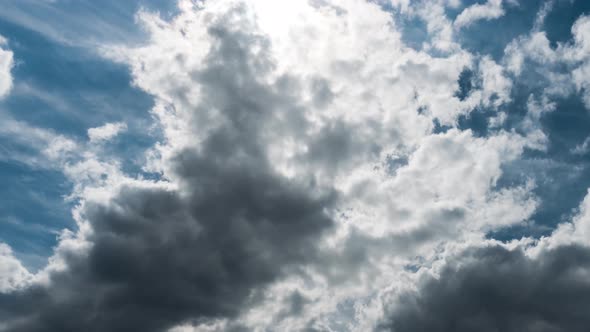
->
[381, 184, 590, 332]
[2, 0, 590, 331]
[380, 244, 590, 332]
[0, 178, 333, 331]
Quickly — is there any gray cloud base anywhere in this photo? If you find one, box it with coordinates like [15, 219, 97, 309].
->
[381, 244, 590, 332]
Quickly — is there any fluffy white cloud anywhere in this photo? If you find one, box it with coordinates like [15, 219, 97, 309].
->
[0, 35, 13, 99]
[454, 0, 506, 29]
[0, 244, 32, 293]
[377, 179, 590, 332]
[87, 122, 127, 143]
[537, 189, 590, 250]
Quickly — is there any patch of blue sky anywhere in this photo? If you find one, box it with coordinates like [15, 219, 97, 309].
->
[0, 0, 172, 270]
[0, 0, 178, 46]
[454, 1, 542, 60]
[0, 19, 154, 136]
[0, 160, 73, 271]
[395, 12, 430, 52]
[489, 159, 590, 241]
[460, 74, 590, 239]
[455, 1, 590, 61]
[544, 0, 590, 47]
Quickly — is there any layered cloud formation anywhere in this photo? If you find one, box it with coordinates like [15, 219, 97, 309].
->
[1, 0, 590, 331]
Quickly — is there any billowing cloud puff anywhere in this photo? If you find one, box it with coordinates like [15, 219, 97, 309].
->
[380, 244, 590, 332]
[380, 185, 590, 332]
[0, 244, 31, 293]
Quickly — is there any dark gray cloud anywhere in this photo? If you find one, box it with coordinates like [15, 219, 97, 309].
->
[380, 244, 590, 332]
[0, 8, 336, 332]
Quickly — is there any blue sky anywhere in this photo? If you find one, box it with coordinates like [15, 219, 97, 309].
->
[0, 0, 168, 269]
[1, 1, 590, 331]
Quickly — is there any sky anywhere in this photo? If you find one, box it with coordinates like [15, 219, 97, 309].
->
[0, 0, 590, 331]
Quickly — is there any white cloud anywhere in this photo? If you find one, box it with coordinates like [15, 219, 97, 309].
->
[537, 189, 590, 250]
[479, 56, 512, 106]
[0, 35, 14, 99]
[457, 56, 513, 112]
[416, 1, 459, 52]
[87, 121, 127, 143]
[454, 0, 505, 29]
[572, 136, 590, 155]
[0, 243, 32, 293]
[569, 16, 590, 108]
[0, 115, 79, 168]
[503, 15, 590, 108]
